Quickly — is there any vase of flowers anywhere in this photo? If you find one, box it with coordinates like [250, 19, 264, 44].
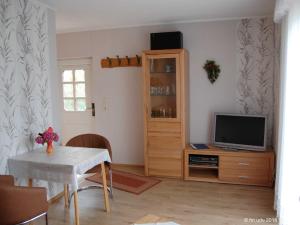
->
[35, 127, 59, 154]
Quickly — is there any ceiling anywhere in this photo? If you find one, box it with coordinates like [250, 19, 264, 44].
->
[39, 0, 275, 33]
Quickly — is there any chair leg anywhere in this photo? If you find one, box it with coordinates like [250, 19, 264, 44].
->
[45, 213, 48, 225]
[109, 168, 113, 199]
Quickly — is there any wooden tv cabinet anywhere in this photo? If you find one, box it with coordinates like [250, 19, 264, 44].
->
[184, 146, 275, 187]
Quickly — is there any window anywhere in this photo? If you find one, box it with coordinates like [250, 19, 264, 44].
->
[62, 69, 87, 111]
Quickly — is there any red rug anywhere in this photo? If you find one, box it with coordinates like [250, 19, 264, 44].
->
[86, 170, 161, 195]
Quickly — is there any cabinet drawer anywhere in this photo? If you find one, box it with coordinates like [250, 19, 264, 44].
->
[148, 122, 181, 133]
[220, 156, 270, 171]
[148, 135, 182, 150]
[148, 149, 182, 159]
[148, 157, 182, 178]
[219, 169, 270, 185]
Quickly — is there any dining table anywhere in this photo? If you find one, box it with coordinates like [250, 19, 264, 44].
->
[7, 146, 111, 225]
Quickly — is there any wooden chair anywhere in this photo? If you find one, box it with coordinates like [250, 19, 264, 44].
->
[65, 134, 113, 206]
[0, 175, 48, 225]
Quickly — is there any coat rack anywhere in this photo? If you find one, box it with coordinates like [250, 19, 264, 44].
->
[101, 55, 142, 68]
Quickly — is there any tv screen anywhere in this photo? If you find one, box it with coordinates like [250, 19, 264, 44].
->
[213, 114, 267, 150]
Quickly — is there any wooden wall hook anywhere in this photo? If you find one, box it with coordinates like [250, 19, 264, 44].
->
[106, 57, 112, 67]
[136, 55, 141, 65]
[116, 55, 121, 65]
[100, 55, 142, 68]
[126, 56, 130, 65]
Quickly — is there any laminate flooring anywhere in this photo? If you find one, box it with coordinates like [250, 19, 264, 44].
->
[36, 165, 277, 225]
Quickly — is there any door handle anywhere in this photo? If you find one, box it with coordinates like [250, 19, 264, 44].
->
[86, 103, 95, 116]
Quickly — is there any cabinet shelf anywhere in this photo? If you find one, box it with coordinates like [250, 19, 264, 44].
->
[189, 168, 219, 181]
[150, 94, 176, 97]
[189, 164, 218, 169]
[150, 72, 176, 75]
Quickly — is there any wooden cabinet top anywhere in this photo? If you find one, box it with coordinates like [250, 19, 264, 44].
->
[143, 49, 187, 55]
[185, 145, 275, 158]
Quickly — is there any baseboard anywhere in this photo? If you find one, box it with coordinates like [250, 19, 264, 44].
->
[112, 163, 144, 168]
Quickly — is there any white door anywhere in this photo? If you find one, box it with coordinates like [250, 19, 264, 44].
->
[58, 59, 95, 144]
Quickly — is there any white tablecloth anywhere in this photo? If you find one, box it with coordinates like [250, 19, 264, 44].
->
[8, 146, 111, 191]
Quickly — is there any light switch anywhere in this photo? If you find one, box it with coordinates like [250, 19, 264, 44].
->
[103, 97, 108, 112]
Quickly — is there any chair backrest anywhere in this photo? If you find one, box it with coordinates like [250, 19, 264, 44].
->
[65, 133, 112, 159]
[0, 175, 14, 186]
[0, 180, 48, 225]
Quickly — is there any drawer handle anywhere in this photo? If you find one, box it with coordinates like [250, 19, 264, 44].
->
[238, 176, 249, 179]
[238, 162, 249, 166]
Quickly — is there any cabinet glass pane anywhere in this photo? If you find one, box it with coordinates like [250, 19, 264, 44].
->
[149, 58, 177, 118]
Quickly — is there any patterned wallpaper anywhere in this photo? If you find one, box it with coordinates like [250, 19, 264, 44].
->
[0, 0, 59, 196]
[237, 18, 280, 146]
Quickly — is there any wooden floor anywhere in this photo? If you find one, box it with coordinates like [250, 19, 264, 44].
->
[36, 165, 277, 225]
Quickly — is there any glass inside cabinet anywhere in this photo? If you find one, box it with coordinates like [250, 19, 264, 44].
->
[149, 57, 177, 119]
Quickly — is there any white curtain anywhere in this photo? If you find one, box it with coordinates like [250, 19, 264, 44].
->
[274, 0, 296, 22]
[274, 0, 300, 225]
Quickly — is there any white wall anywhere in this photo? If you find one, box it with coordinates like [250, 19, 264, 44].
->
[48, 9, 62, 142]
[57, 20, 238, 164]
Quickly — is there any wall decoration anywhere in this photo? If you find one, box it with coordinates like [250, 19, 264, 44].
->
[237, 18, 280, 146]
[0, 0, 60, 197]
[203, 60, 221, 84]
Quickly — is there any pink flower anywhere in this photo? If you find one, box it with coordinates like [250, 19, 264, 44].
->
[53, 133, 59, 142]
[42, 132, 52, 142]
[35, 127, 59, 145]
[35, 136, 45, 145]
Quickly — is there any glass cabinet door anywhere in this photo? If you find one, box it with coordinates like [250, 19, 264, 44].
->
[147, 56, 179, 120]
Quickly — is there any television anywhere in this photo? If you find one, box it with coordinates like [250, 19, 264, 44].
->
[212, 113, 267, 151]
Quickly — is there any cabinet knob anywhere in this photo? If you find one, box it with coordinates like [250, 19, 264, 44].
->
[238, 175, 249, 179]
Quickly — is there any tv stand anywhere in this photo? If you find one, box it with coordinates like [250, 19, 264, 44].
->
[184, 145, 275, 187]
[218, 146, 240, 151]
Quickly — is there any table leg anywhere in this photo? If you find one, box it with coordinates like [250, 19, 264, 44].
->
[28, 178, 33, 187]
[101, 162, 110, 213]
[64, 184, 69, 208]
[73, 191, 80, 225]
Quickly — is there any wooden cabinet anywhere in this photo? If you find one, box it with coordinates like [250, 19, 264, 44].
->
[143, 49, 189, 178]
[184, 146, 275, 187]
[219, 155, 273, 186]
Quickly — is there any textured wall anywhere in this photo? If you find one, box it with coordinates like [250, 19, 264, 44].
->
[0, 0, 60, 197]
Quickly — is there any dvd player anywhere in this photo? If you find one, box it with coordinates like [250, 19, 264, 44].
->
[189, 155, 219, 166]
